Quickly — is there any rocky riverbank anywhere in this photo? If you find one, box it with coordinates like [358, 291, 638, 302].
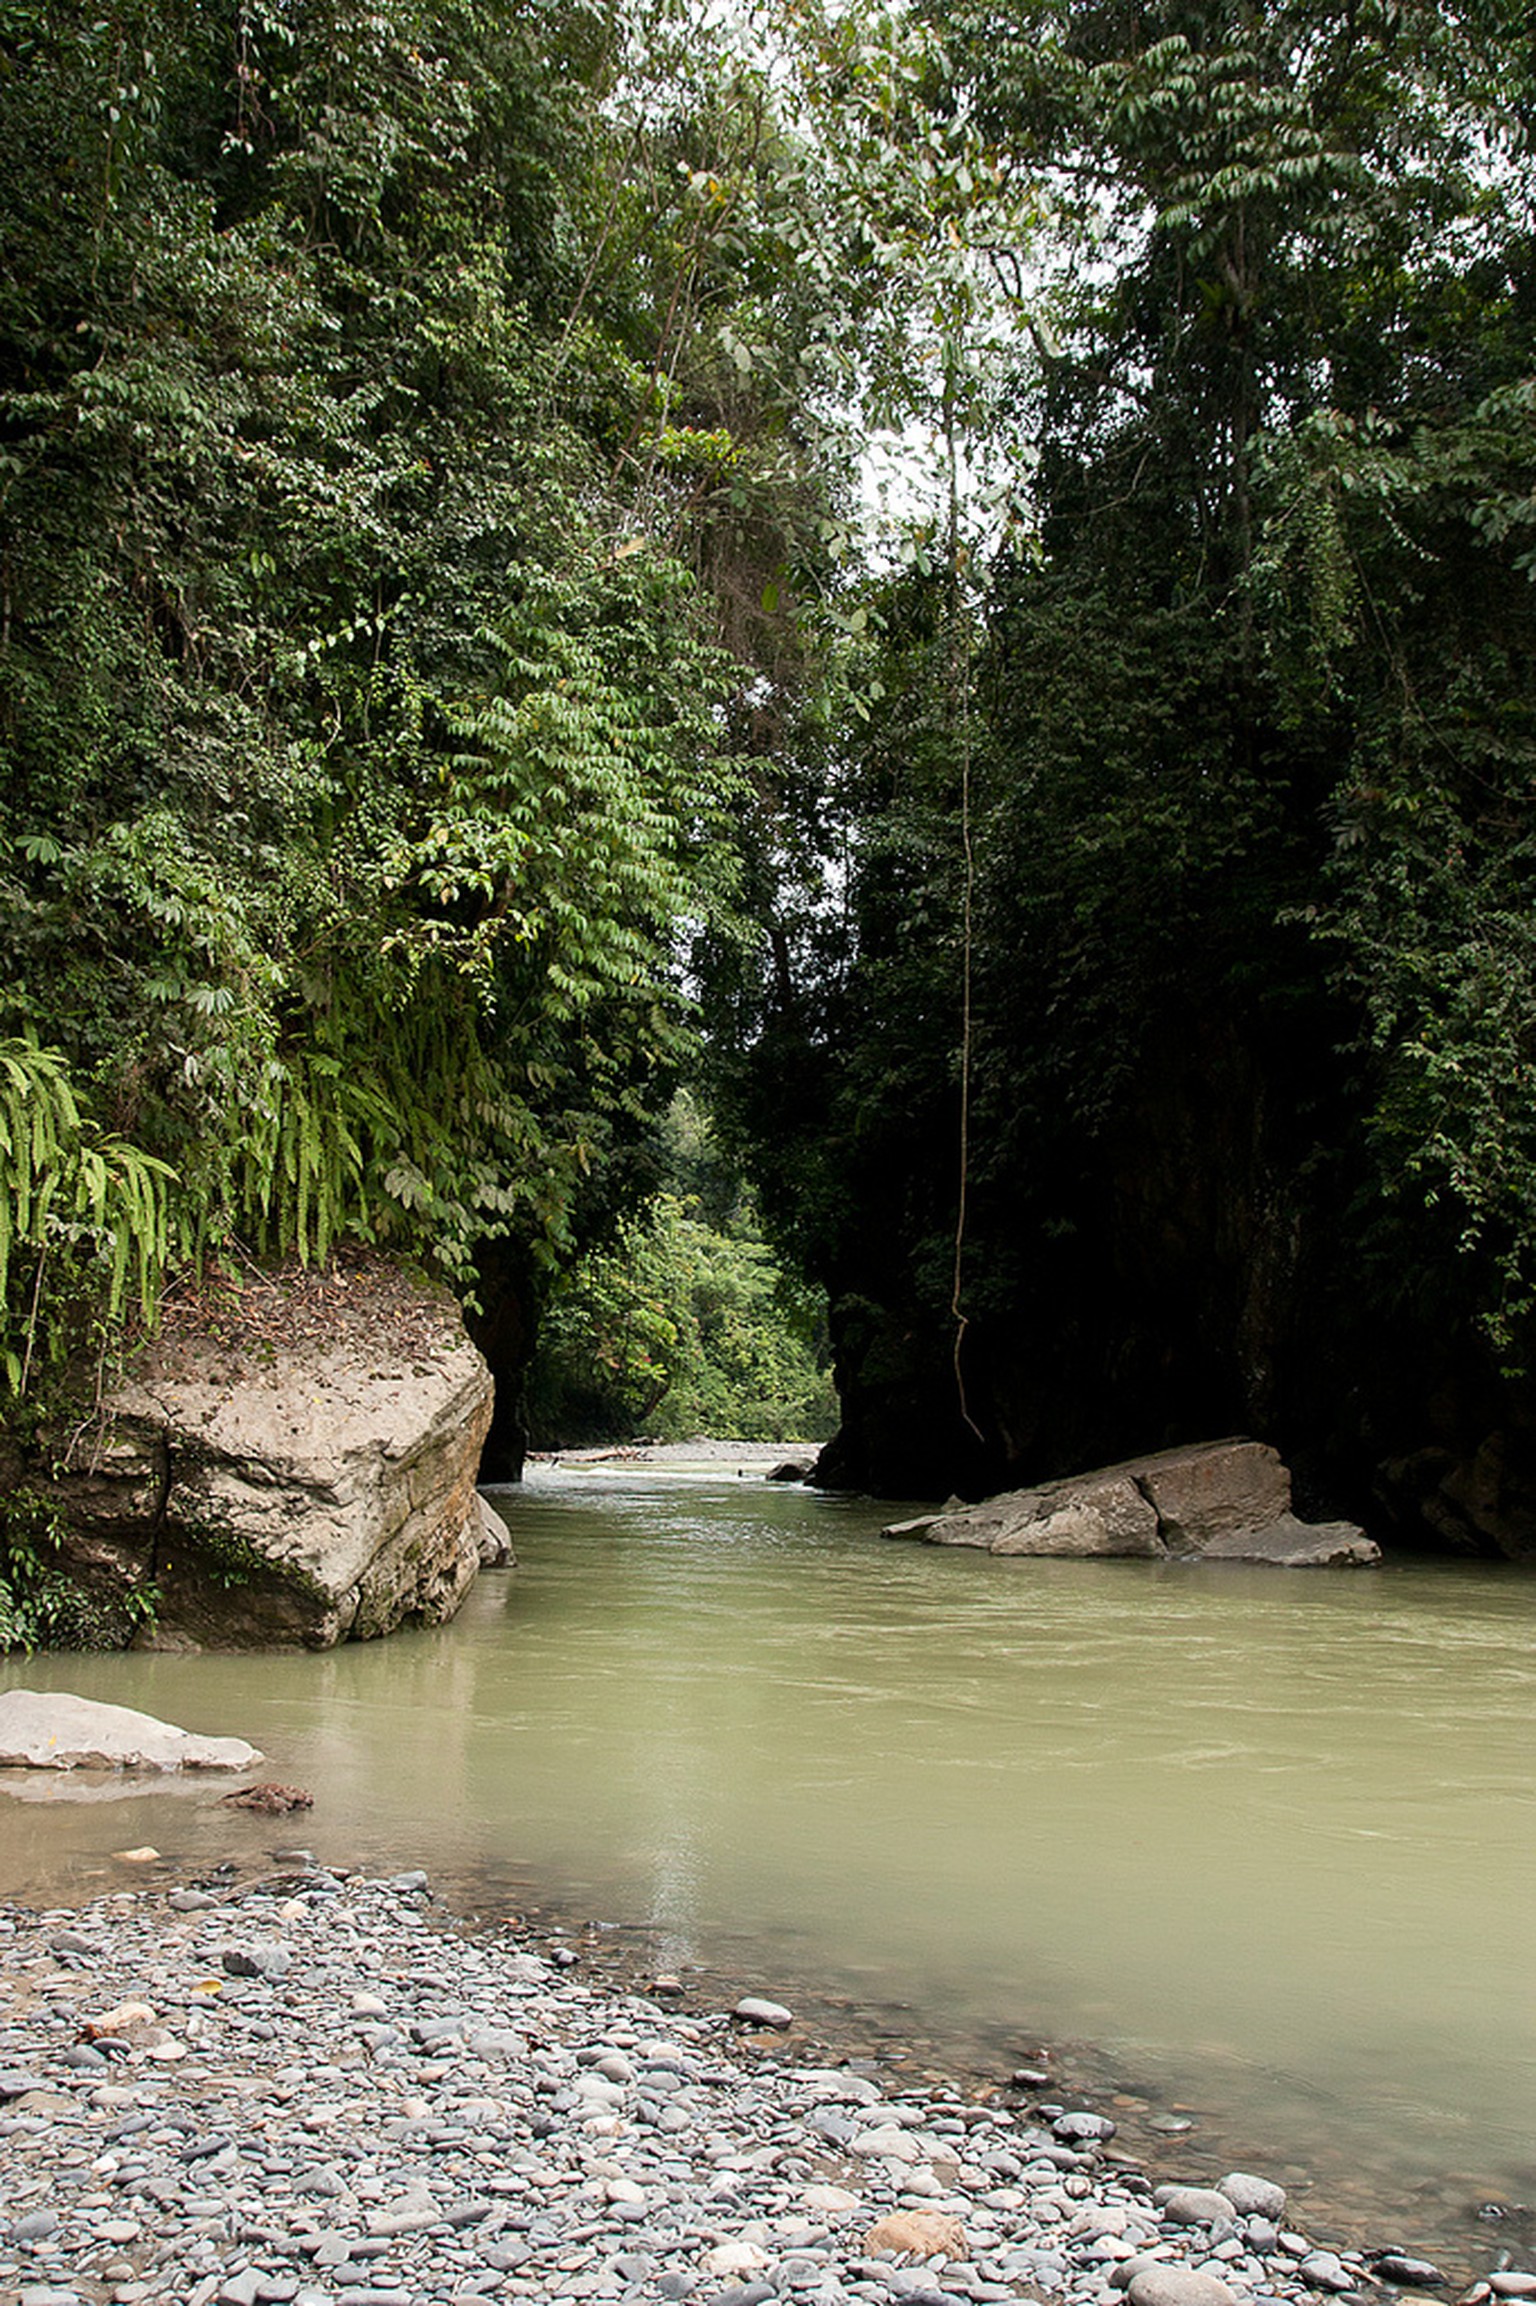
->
[2, 1867, 1514, 2306]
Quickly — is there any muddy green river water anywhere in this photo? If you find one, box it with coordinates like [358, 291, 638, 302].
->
[3, 1461, 1534, 2271]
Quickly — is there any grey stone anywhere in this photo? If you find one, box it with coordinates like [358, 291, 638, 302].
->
[1127, 2277, 1240, 2306]
[1153, 2188, 1240, 2229]
[13, 2208, 62, 2239]
[901, 1472, 1162, 1558]
[1054, 2112, 1117, 2144]
[1217, 2175, 1286, 2221]
[472, 1493, 515, 1569]
[1299, 2253, 1356, 2292]
[0, 1689, 261, 1773]
[1371, 2256, 1446, 2288]
[882, 1439, 1371, 1568]
[1134, 1440, 1291, 1551]
[222, 1943, 290, 1981]
[733, 1997, 794, 2029]
[1198, 1515, 1380, 1568]
[480, 2241, 530, 2271]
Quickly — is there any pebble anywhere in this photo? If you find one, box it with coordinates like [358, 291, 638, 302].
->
[1056, 2114, 1118, 2146]
[733, 1997, 795, 2030]
[1129, 2273, 1240, 2306]
[1372, 2256, 1446, 2289]
[0, 1869, 1489, 2306]
[1299, 2251, 1356, 2291]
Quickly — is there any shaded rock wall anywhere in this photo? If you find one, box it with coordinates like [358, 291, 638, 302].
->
[810, 1015, 1535, 1558]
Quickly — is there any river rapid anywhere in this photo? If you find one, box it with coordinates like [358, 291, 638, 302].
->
[2, 1458, 1533, 2278]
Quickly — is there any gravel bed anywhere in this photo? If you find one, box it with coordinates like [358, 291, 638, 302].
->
[0, 1868, 1499, 2306]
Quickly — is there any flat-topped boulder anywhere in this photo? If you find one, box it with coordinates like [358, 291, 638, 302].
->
[24, 1254, 496, 1649]
[0, 1689, 261, 1771]
[884, 1438, 1380, 1567]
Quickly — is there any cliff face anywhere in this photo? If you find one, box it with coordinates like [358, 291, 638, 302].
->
[812, 1017, 1536, 1559]
[15, 1257, 496, 1648]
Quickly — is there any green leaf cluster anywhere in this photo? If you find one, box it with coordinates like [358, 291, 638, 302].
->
[528, 1095, 836, 1444]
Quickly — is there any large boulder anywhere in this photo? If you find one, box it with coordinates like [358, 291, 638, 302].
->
[884, 1438, 1380, 1567]
[1131, 1438, 1291, 1553]
[32, 1257, 495, 1648]
[919, 1468, 1163, 1557]
[0, 1688, 261, 1771]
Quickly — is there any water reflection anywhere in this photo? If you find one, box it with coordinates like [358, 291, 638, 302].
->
[2, 1465, 1534, 2266]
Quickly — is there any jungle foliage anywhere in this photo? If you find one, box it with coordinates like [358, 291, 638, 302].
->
[0, 0, 850, 1392]
[705, 0, 1536, 1495]
[527, 1094, 836, 1445]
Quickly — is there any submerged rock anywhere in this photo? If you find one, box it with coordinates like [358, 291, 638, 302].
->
[221, 1780, 314, 1812]
[0, 1688, 261, 1772]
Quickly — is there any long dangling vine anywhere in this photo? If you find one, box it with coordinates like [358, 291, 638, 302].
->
[944, 338, 985, 1446]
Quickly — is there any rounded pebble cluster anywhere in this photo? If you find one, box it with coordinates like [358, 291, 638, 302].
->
[0, 1867, 1502, 2306]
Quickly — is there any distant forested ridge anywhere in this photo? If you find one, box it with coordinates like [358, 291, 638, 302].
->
[4, 0, 1535, 1549]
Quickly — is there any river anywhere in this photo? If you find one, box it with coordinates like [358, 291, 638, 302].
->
[3, 1458, 1534, 2276]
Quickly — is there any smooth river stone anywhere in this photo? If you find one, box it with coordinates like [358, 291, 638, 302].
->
[1129, 2272, 1240, 2306]
[1055, 2111, 1117, 2143]
[1154, 2187, 1242, 2227]
[1373, 2255, 1447, 2289]
[1218, 2172, 1287, 2220]
[733, 1996, 794, 2029]
[850, 2123, 924, 2163]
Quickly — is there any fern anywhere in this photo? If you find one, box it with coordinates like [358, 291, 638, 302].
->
[0, 1035, 177, 1390]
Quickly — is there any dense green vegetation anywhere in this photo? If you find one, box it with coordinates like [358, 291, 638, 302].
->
[0, 0, 848, 1405]
[3, 0, 1534, 1545]
[528, 1095, 835, 1444]
[707, 0, 1536, 1503]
